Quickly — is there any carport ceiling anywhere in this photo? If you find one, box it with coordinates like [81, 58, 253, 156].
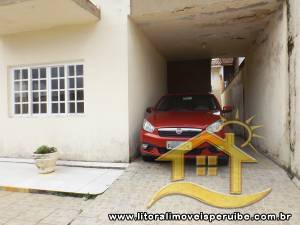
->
[130, 0, 282, 60]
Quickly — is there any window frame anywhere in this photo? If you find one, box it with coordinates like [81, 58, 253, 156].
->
[30, 66, 49, 115]
[12, 67, 30, 115]
[67, 64, 85, 114]
[11, 62, 85, 117]
[49, 65, 67, 115]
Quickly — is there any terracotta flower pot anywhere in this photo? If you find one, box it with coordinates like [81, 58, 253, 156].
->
[33, 151, 59, 174]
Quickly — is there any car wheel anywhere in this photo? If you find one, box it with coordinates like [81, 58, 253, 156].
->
[142, 155, 156, 162]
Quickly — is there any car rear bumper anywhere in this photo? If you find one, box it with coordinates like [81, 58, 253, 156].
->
[140, 129, 227, 159]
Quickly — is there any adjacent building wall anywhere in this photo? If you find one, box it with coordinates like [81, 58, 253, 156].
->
[0, 0, 131, 162]
[167, 60, 211, 93]
[288, 0, 300, 182]
[221, 65, 245, 137]
[211, 66, 223, 103]
[244, 3, 290, 167]
[127, 18, 167, 158]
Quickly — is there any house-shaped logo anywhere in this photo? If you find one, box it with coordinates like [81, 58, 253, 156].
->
[147, 117, 272, 208]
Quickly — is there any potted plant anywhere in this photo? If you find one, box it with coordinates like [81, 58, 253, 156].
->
[33, 145, 59, 174]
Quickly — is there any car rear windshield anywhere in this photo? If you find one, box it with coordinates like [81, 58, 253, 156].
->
[156, 95, 218, 111]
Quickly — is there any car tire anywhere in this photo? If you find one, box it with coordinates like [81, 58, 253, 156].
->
[142, 155, 156, 162]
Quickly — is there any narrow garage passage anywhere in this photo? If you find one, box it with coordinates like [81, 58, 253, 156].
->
[128, 0, 300, 186]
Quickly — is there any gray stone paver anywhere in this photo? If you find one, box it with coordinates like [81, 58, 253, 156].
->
[39, 209, 82, 225]
[0, 144, 298, 225]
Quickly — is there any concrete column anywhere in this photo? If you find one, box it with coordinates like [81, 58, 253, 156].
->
[287, 0, 300, 185]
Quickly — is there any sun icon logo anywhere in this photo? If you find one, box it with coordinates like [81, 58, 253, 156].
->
[219, 110, 264, 151]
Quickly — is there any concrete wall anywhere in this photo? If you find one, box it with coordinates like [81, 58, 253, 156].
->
[130, 0, 281, 60]
[221, 3, 291, 170]
[211, 66, 223, 103]
[127, 19, 167, 158]
[0, 0, 131, 162]
[288, 0, 300, 182]
[243, 4, 290, 167]
[167, 60, 211, 93]
[221, 65, 245, 137]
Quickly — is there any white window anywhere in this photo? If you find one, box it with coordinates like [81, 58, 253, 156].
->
[13, 69, 29, 115]
[67, 65, 84, 114]
[31, 67, 48, 114]
[12, 63, 84, 116]
[50, 66, 66, 114]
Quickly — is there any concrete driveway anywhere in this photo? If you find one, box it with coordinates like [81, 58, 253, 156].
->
[0, 147, 299, 225]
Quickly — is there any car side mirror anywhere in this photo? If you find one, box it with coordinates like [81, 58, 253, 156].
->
[222, 105, 233, 113]
[146, 107, 154, 113]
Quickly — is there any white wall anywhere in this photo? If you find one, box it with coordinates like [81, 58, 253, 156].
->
[0, 0, 131, 162]
[244, 3, 290, 167]
[127, 18, 167, 158]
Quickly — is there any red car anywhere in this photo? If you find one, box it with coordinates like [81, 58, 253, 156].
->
[140, 93, 232, 164]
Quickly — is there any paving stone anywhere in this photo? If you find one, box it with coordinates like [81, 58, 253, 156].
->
[0, 140, 299, 225]
[69, 216, 100, 225]
[14, 207, 56, 223]
[39, 209, 81, 225]
[3, 220, 37, 225]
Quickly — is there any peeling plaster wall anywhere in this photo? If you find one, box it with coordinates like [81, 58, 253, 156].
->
[130, 0, 281, 60]
[128, 18, 167, 158]
[244, 3, 290, 167]
[288, 0, 300, 181]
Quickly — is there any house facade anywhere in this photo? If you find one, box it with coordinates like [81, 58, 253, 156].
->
[0, 0, 300, 185]
[0, 0, 166, 162]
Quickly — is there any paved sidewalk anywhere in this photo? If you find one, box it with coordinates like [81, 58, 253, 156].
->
[0, 146, 299, 225]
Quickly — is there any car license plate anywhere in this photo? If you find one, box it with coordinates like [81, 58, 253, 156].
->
[166, 141, 185, 150]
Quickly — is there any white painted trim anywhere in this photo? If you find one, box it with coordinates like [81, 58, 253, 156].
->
[0, 157, 129, 169]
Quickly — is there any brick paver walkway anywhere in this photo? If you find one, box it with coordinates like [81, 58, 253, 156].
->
[0, 146, 299, 225]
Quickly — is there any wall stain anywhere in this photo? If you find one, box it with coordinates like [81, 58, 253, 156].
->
[286, 0, 296, 159]
[287, 35, 294, 57]
[201, 1, 269, 15]
[231, 37, 246, 40]
[173, 6, 195, 13]
[181, 15, 196, 20]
